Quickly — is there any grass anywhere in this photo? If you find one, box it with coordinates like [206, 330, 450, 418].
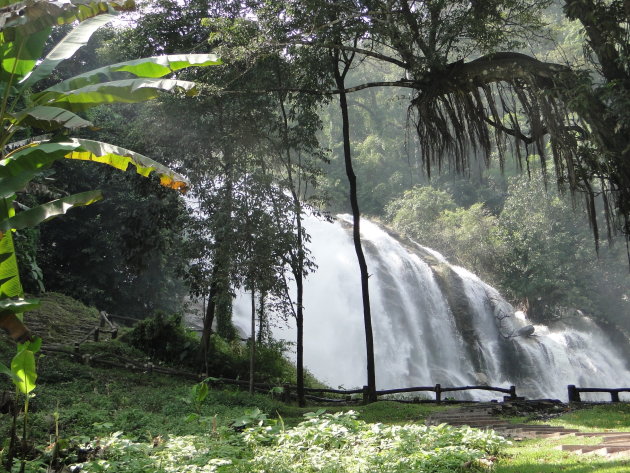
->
[494, 404, 630, 472]
[1, 348, 450, 447]
[277, 400, 453, 426]
[4, 346, 630, 472]
[533, 404, 630, 432]
[496, 436, 630, 472]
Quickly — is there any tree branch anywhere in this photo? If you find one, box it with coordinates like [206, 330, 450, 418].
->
[276, 40, 409, 69]
[217, 80, 418, 97]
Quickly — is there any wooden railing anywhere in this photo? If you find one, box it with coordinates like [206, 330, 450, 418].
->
[283, 384, 518, 403]
[568, 385, 630, 403]
[76, 311, 118, 345]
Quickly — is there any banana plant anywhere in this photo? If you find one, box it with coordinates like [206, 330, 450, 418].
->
[0, 0, 222, 341]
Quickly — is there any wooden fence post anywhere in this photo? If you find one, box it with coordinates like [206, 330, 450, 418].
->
[509, 385, 517, 400]
[568, 385, 581, 403]
[435, 384, 442, 403]
[611, 391, 620, 403]
[93, 328, 99, 342]
[362, 386, 369, 404]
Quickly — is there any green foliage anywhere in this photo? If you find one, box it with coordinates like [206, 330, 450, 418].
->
[123, 313, 296, 383]
[36, 159, 189, 318]
[10, 337, 41, 394]
[386, 186, 457, 242]
[125, 312, 199, 364]
[242, 411, 508, 473]
[10, 408, 507, 473]
[0, 0, 219, 349]
[204, 335, 296, 384]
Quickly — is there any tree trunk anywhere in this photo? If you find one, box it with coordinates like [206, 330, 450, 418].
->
[249, 289, 256, 395]
[295, 240, 305, 406]
[332, 54, 377, 403]
[200, 266, 219, 374]
[275, 89, 307, 407]
[257, 291, 266, 344]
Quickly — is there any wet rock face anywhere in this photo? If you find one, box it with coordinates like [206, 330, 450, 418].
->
[515, 325, 535, 337]
[430, 263, 484, 373]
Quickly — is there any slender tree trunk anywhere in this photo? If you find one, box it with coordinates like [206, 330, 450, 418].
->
[295, 241, 305, 406]
[249, 289, 256, 395]
[257, 292, 265, 344]
[332, 54, 377, 403]
[200, 266, 219, 373]
[276, 89, 307, 407]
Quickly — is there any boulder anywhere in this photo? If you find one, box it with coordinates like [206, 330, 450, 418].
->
[515, 325, 535, 337]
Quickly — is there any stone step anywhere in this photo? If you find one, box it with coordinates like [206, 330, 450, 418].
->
[557, 445, 603, 454]
[602, 439, 630, 445]
[427, 414, 495, 420]
[574, 431, 630, 437]
[508, 424, 578, 431]
[438, 420, 510, 426]
[557, 444, 630, 455]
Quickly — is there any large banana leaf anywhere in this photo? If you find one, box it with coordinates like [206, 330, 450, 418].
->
[19, 12, 117, 88]
[0, 141, 79, 178]
[0, 27, 51, 84]
[0, 0, 129, 39]
[34, 78, 199, 111]
[10, 106, 94, 131]
[66, 139, 188, 190]
[1, 139, 187, 191]
[44, 54, 222, 92]
[0, 230, 22, 299]
[0, 190, 103, 232]
[11, 342, 37, 393]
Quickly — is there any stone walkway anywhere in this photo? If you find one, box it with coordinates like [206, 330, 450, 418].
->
[425, 403, 630, 457]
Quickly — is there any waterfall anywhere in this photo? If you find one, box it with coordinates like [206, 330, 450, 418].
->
[231, 215, 630, 401]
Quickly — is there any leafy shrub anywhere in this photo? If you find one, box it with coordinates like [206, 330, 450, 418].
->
[124, 312, 199, 365]
[242, 411, 508, 472]
[205, 335, 294, 384]
[62, 411, 508, 473]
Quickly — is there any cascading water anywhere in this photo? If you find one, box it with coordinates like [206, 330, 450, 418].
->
[231, 214, 630, 401]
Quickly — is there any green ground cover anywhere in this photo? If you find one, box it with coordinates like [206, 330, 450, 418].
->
[534, 404, 630, 432]
[3, 295, 630, 472]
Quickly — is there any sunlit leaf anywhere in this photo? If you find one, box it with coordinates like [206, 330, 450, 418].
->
[0, 28, 50, 84]
[65, 139, 188, 191]
[46, 54, 222, 92]
[0, 298, 39, 313]
[10, 106, 94, 131]
[33, 78, 199, 112]
[20, 13, 117, 88]
[11, 344, 36, 394]
[0, 231, 22, 299]
[1, 139, 187, 192]
[0, 0, 129, 39]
